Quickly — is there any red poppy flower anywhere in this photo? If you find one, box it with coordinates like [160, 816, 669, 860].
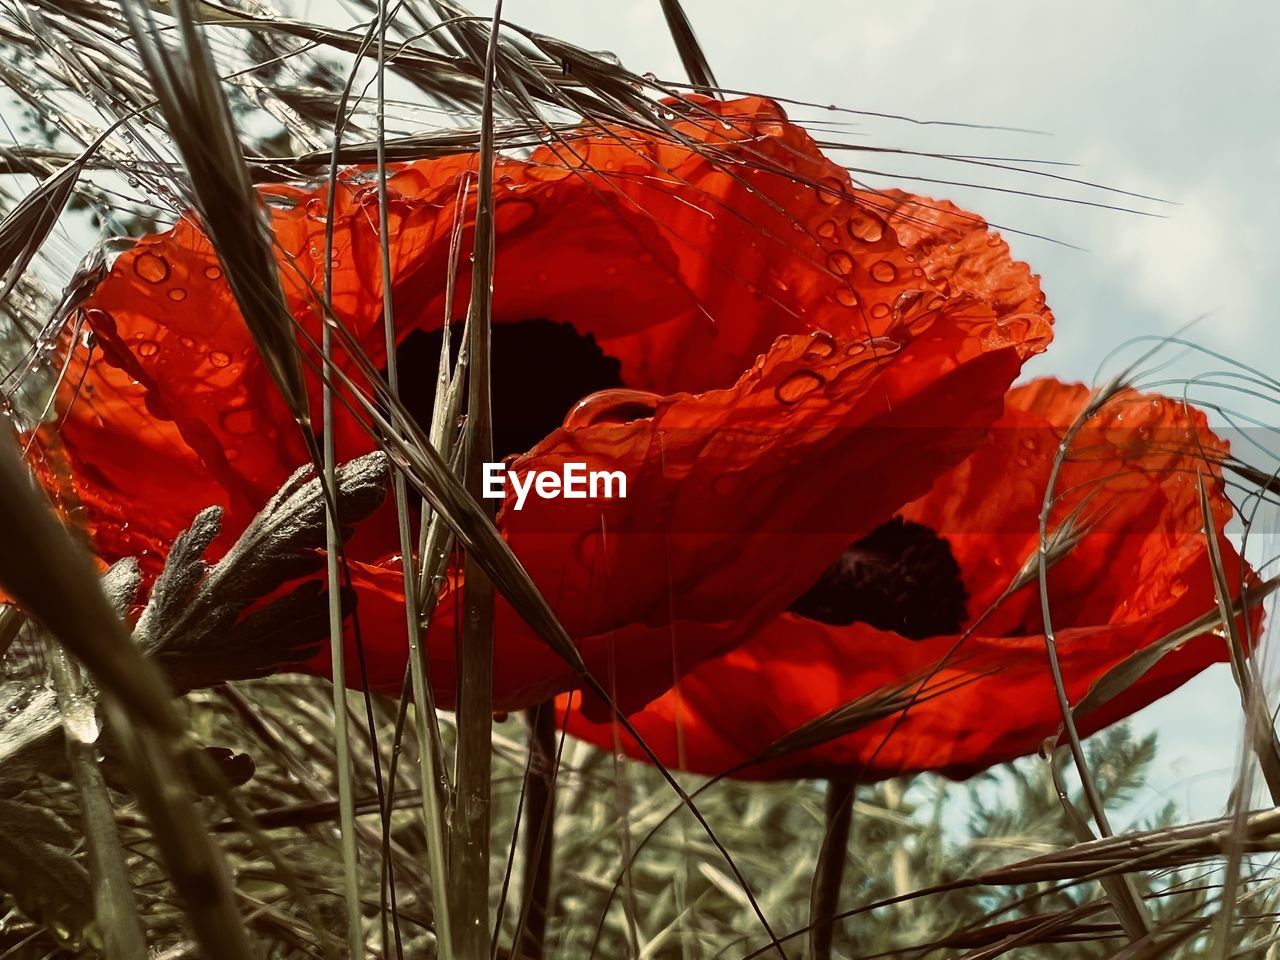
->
[33, 97, 1052, 712]
[561, 378, 1258, 779]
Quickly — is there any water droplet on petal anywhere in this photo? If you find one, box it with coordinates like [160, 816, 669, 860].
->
[870, 302, 890, 318]
[133, 252, 170, 284]
[826, 250, 854, 276]
[167, 287, 187, 302]
[138, 340, 159, 357]
[775, 369, 825, 404]
[865, 336, 902, 356]
[816, 219, 838, 240]
[209, 351, 231, 368]
[847, 209, 885, 243]
[834, 287, 858, 307]
[802, 331, 837, 360]
[816, 176, 845, 205]
[870, 260, 898, 284]
[892, 288, 927, 324]
[204, 265, 223, 280]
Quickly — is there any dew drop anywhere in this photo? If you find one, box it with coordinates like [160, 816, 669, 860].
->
[802, 330, 837, 360]
[826, 250, 854, 276]
[204, 265, 223, 280]
[305, 197, 329, 221]
[138, 340, 159, 358]
[775, 369, 825, 404]
[891, 288, 927, 325]
[167, 287, 187, 302]
[834, 287, 858, 307]
[846, 210, 885, 243]
[870, 260, 898, 284]
[816, 219, 838, 240]
[209, 351, 231, 368]
[815, 176, 845, 205]
[868, 336, 902, 355]
[133, 252, 170, 284]
[870, 302, 890, 318]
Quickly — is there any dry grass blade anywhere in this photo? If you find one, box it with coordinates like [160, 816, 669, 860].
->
[0, 429, 251, 957]
[752, 672, 977, 765]
[657, 0, 720, 93]
[954, 905, 1115, 960]
[120, 0, 310, 430]
[0, 796, 95, 947]
[0, 426, 176, 733]
[450, 2, 503, 955]
[1036, 381, 1152, 942]
[45, 643, 148, 960]
[0, 153, 82, 307]
[978, 807, 1280, 886]
[105, 706, 254, 959]
[1197, 478, 1280, 803]
[0, 603, 24, 659]
[362, 0, 454, 948]
[1072, 575, 1280, 725]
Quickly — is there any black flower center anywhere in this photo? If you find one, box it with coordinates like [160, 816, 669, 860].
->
[788, 517, 968, 640]
[395, 319, 624, 459]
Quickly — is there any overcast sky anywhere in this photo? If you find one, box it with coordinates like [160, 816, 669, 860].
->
[499, 0, 1280, 819]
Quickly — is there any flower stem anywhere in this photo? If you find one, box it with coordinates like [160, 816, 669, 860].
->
[515, 702, 558, 959]
[809, 778, 854, 960]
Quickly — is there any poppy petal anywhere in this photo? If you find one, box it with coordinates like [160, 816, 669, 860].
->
[562, 378, 1259, 778]
[37, 97, 1053, 712]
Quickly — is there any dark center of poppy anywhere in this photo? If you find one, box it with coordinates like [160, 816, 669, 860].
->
[395, 319, 624, 458]
[788, 517, 968, 640]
